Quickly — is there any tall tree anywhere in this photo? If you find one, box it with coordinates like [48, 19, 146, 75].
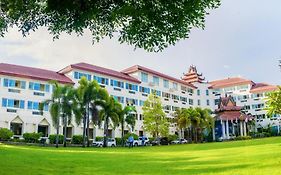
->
[194, 107, 213, 142]
[118, 105, 137, 146]
[174, 108, 191, 138]
[99, 96, 122, 147]
[41, 81, 77, 148]
[76, 77, 107, 147]
[0, 0, 221, 52]
[266, 86, 281, 117]
[142, 93, 169, 137]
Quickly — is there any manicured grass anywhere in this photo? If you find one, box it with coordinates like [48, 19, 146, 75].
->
[1, 137, 281, 175]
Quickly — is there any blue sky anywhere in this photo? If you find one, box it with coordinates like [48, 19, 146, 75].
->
[0, 0, 281, 85]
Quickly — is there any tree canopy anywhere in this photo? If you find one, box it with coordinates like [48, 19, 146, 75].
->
[266, 86, 281, 117]
[142, 93, 169, 137]
[0, 0, 221, 52]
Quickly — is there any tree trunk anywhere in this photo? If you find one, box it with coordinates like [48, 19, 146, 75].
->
[86, 104, 90, 147]
[82, 115, 86, 148]
[56, 116, 59, 148]
[103, 116, 108, 147]
[121, 123, 124, 147]
[63, 115, 67, 147]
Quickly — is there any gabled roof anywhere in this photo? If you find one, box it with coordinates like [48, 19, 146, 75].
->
[59, 62, 141, 83]
[209, 77, 253, 89]
[121, 65, 197, 89]
[250, 83, 278, 93]
[0, 63, 73, 84]
[215, 96, 242, 112]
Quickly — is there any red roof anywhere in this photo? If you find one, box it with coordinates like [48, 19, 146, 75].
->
[209, 77, 253, 89]
[250, 83, 278, 93]
[0, 63, 73, 84]
[59, 62, 141, 83]
[121, 65, 197, 89]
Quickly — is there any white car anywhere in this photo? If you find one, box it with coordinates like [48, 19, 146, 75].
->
[93, 138, 116, 147]
[126, 136, 150, 146]
[171, 138, 188, 144]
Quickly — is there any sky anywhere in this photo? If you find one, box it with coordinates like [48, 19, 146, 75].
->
[1, 0, 281, 85]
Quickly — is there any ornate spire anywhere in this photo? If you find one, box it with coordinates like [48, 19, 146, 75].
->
[182, 65, 205, 83]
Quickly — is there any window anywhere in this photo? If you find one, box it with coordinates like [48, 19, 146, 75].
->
[126, 83, 138, 91]
[94, 76, 109, 85]
[139, 100, 145, 106]
[29, 82, 50, 92]
[224, 86, 235, 92]
[2, 98, 24, 109]
[162, 92, 171, 98]
[139, 86, 150, 94]
[126, 98, 138, 106]
[28, 101, 48, 111]
[172, 106, 179, 111]
[163, 79, 169, 88]
[172, 83, 178, 90]
[181, 86, 187, 92]
[206, 99, 210, 106]
[180, 96, 187, 102]
[141, 72, 148, 83]
[3, 78, 26, 89]
[206, 90, 209, 96]
[189, 99, 194, 105]
[153, 76, 159, 85]
[112, 96, 124, 103]
[151, 89, 161, 96]
[197, 99, 201, 106]
[74, 71, 91, 81]
[172, 94, 179, 101]
[197, 89, 200, 96]
[163, 105, 171, 111]
[214, 99, 220, 105]
[110, 79, 124, 88]
[252, 103, 264, 109]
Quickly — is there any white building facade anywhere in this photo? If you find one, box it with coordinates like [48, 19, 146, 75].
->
[0, 62, 278, 140]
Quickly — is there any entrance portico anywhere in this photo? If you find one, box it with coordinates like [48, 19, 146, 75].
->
[214, 96, 253, 140]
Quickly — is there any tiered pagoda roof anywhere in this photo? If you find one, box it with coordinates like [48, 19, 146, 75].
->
[215, 96, 253, 121]
[181, 65, 205, 83]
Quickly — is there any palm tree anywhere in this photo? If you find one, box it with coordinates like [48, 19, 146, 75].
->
[118, 105, 137, 146]
[187, 108, 200, 143]
[76, 77, 108, 147]
[41, 81, 77, 148]
[174, 108, 191, 139]
[195, 107, 213, 142]
[99, 96, 122, 147]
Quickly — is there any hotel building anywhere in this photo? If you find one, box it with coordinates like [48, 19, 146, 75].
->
[0, 62, 278, 140]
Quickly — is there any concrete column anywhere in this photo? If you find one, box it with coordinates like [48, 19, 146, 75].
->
[112, 129, 116, 138]
[243, 121, 247, 136]
[226, 120, 230, 139]
[181, 129, 185, 139]
[240, 121, 243, 136]
[221, 120, 226, 139]
[93, 127, 96, 141]
[178, 129, 182, 138]
[232, 121, 235, 135]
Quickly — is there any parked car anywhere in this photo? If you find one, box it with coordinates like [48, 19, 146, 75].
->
[93, 138, 116, 147]
[126, 136, 150, 147]
[171, 138, 188, 144]
[151, 137, 169, 146]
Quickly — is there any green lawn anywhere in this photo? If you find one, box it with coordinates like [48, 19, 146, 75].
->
[1, 137, 281, 175]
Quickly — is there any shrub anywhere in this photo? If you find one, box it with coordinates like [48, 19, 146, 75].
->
[124, 133, 139, 141]
[0, 128, 13, 141]
[168, 134, 178, 142]
[72, 135, 83, 144]
[234, 136, 251, 140]
[49, 134, 64, 144]
[23, 132, 42, 143]
[95, 136, 103, 141]
[115, 137, 122, 146]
